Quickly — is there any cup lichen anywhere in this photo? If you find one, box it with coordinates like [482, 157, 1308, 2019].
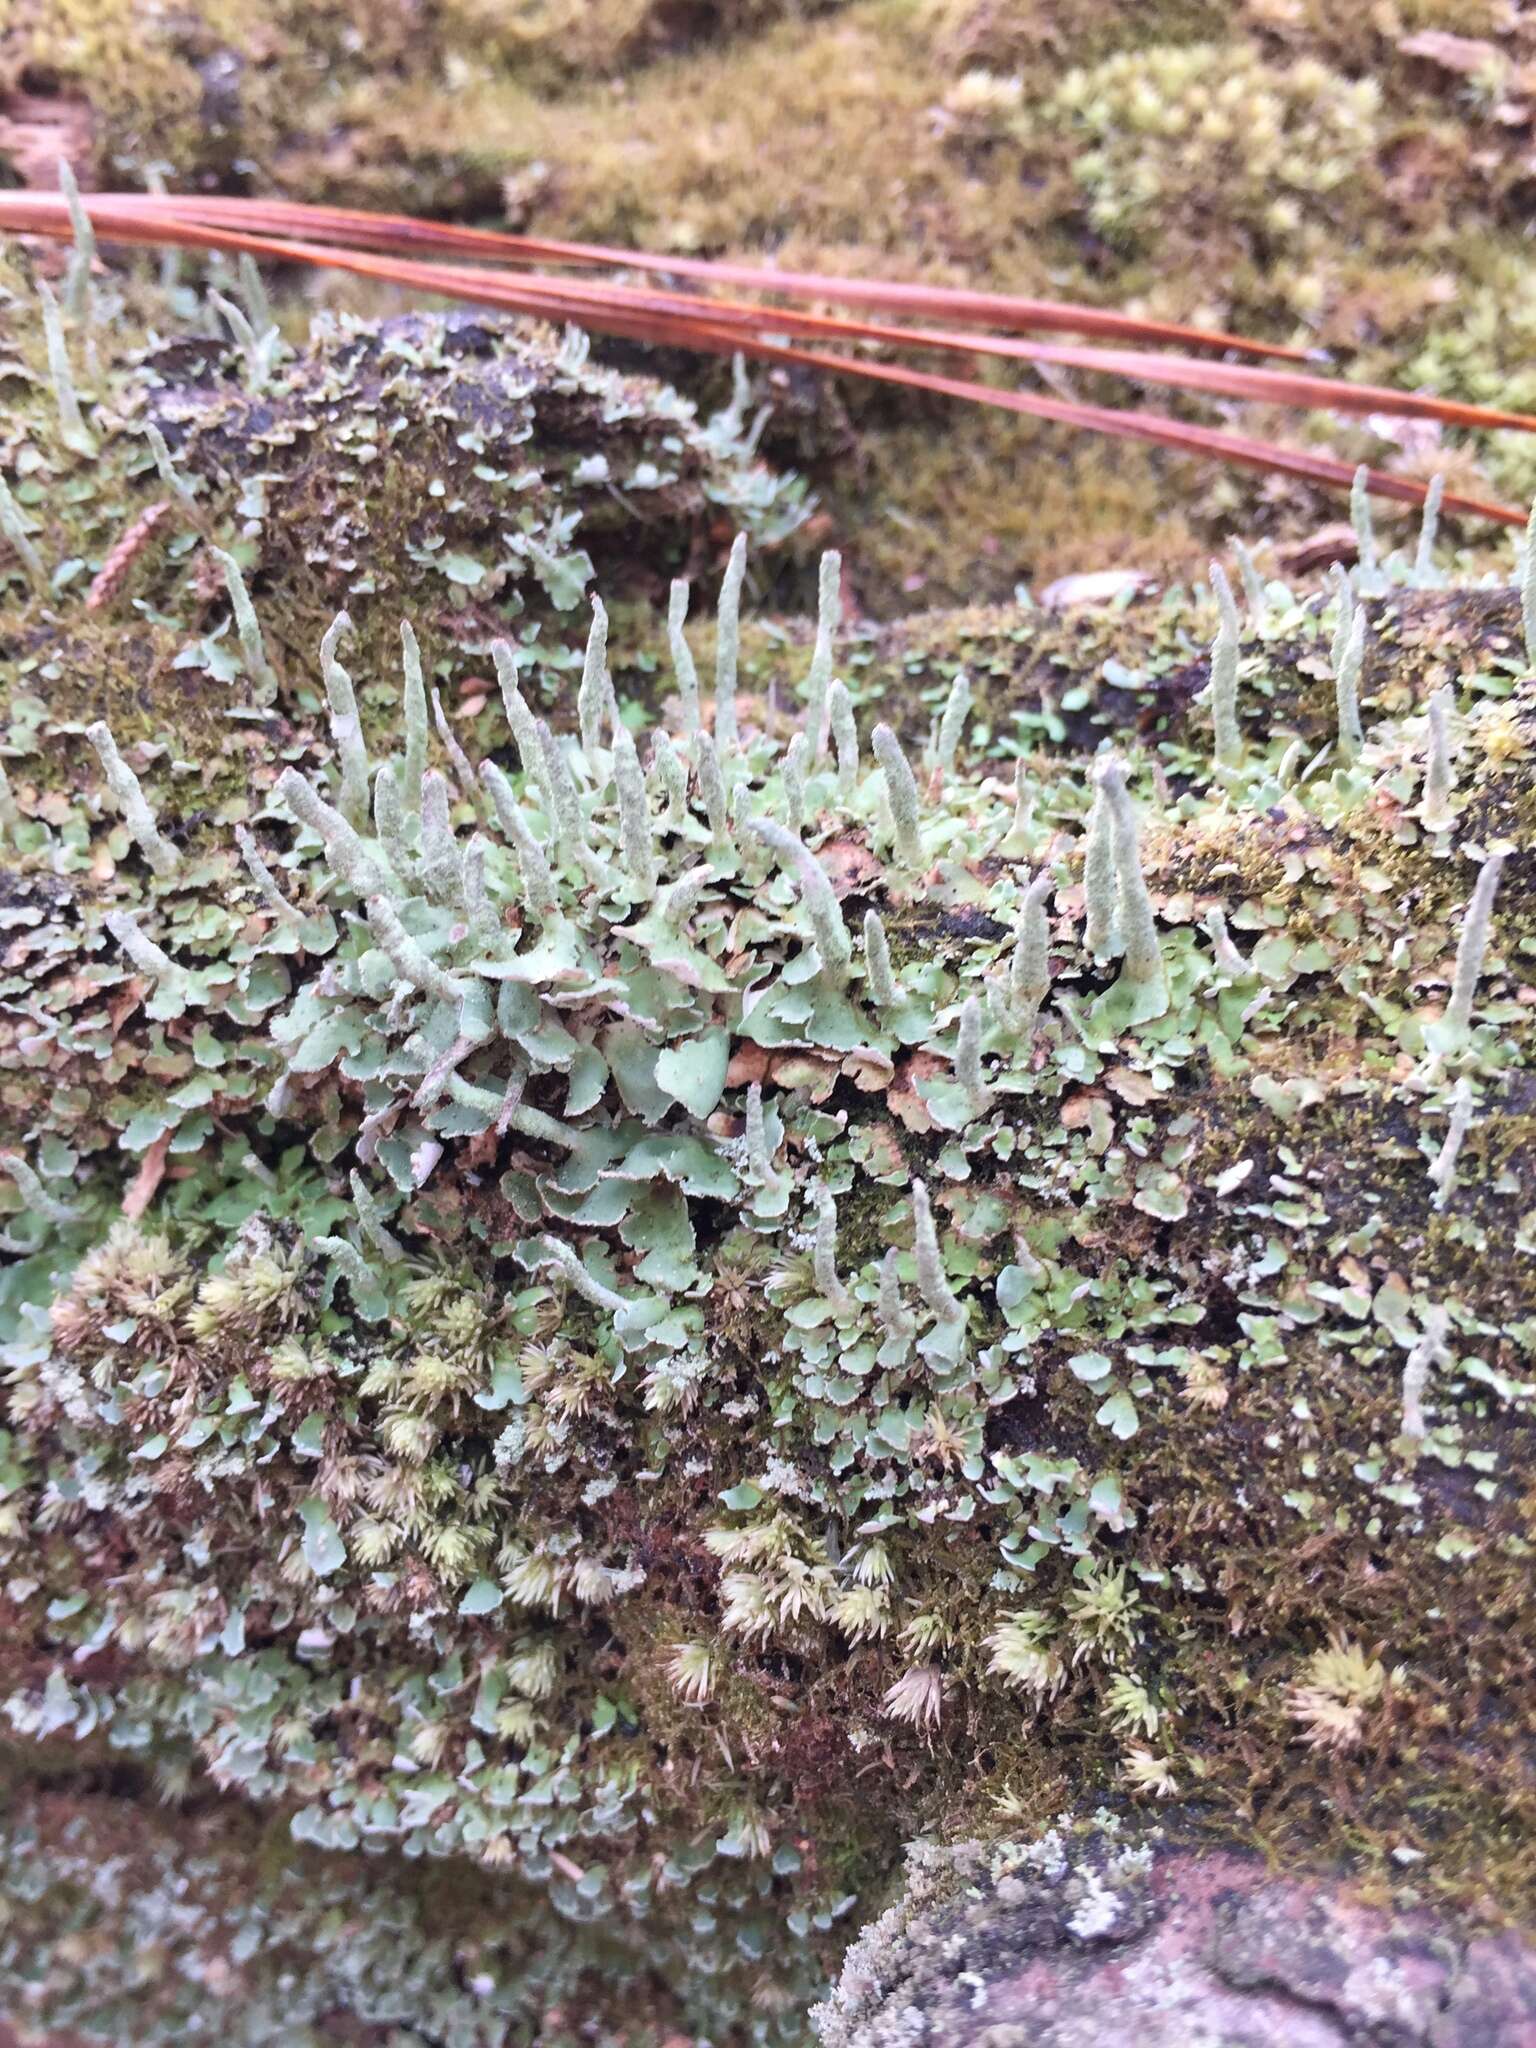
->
[0, 244, 1534, 2048]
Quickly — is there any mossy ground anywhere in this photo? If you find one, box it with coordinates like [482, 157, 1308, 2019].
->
[0, 245, 1534, 2045]
[7, 0, 1536, 605]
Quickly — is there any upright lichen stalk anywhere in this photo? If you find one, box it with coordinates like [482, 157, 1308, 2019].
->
[1207, 563, 1244, 778]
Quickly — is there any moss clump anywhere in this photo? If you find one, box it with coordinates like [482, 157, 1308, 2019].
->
[125, 307, 808, 681]
[950, 41, 1385, 254]
[0, 0, 433, 190]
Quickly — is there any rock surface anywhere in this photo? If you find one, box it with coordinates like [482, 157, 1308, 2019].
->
[816, 1828, 1536, 2048]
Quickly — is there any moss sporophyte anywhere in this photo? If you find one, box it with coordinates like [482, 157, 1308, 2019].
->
[0, 243, 1533, 2046]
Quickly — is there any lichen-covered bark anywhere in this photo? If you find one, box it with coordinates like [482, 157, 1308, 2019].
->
[1, 255, 1534, 2047]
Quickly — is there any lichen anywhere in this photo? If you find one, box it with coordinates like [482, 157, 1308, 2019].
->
[2, 239, 1536, 2048]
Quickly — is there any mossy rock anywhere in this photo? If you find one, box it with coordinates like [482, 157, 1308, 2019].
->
[814, 1825, 1536, 2047]
[1, 281, 1535, 2044]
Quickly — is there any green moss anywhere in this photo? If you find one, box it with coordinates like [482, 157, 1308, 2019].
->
[9, 0, 1536, 591]
[957, 40, 1385, 254]
[1, 0, 432, 187]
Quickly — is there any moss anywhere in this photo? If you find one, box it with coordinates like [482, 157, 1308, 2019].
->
[2, 264, 1535, 2047]
[816, 410, 1212, 615]
[9, 0, 1536, 591]
[1, 0, 433, 187]
[430, 0, 839, 87]
[0, 269, 807, 746]
[959, 39, 1387, 255]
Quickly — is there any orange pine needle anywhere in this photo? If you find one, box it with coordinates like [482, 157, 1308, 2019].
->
[0, 189, 1523, 526]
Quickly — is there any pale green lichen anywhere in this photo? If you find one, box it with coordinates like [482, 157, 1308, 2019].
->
[208, 288, 282, 391]
[933, 668, 972, 779]
[695, 729, 729, 840]
[864, 908, 899, 1008]
[650, 728, 689, 824]
[1203, 906, 1251, 981]
[1082, 779, 1119, 962]
[1413, 475, 1445, 589]
[1421, 684, 1456, 833]
[752, 816, 852, 983]
[399, 621, 429, 817]
[804, 549, 842, 760]
[211, 545, 280, 706]
[1428, 1076, 1475, 1212]
[1233, 539, 1269, 625]
[782, 730, 811, 836]
[1004, 871, 1054, 1033]
[0, 470, 47, 593]
[872, 722, 923, 869]
[0, 1150, 80, 1225]
[812, 1184, 856, 1318]
[577, 594, 614, 758]
[275, 765, 393, 895]
[669, 577, 703, 737]
[233, 825, 303, 927]
[36, 277, 96, 458]
[1350, 461, 1382, 595]
[431, 686, 484, 816]
[715, 533, 747, 756]
[611, 712, 659, 896]
[1208, 561, 1244, 777]
[910, 1182, 963, 1324]
[142, 422, 201, 520]
[829, 679, 860, 796]
[1334, 606, 1367, 765]
[482, 760, 559, 917]
[0, 759, 18, 845]
[56, 159, 97, 330]
[1401, 1304, 1453, 1442]
[103, 908, 184, 990]
[1093, 756, 1168, 1027]
[1328, 562, 1354, 681]
[535, 719, 605, 883]
[1441, 850, 1506, 1049]
[954, 993, 988, 1099]
[87, 721, 180, 877]
[363, 893, 468, 1005]
[3, 266, 1535, 2048]
[536, 1233, 630, 1315]
[317, 611, 364, 803]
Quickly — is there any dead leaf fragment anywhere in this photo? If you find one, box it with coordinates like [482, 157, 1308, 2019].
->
[1276, 524, 1358, 575]
[842, 1047, 895, 1091]
[888, 1051, 945, 1133]
[1041, 568, 1152, 610]
[817, 836, 883, 896]
[725, 1043, 770, 1088]
[1399, 31, 1505, 78]
[1104, 1066, 1159, 1105]
[121, 1131, 171, 1221]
